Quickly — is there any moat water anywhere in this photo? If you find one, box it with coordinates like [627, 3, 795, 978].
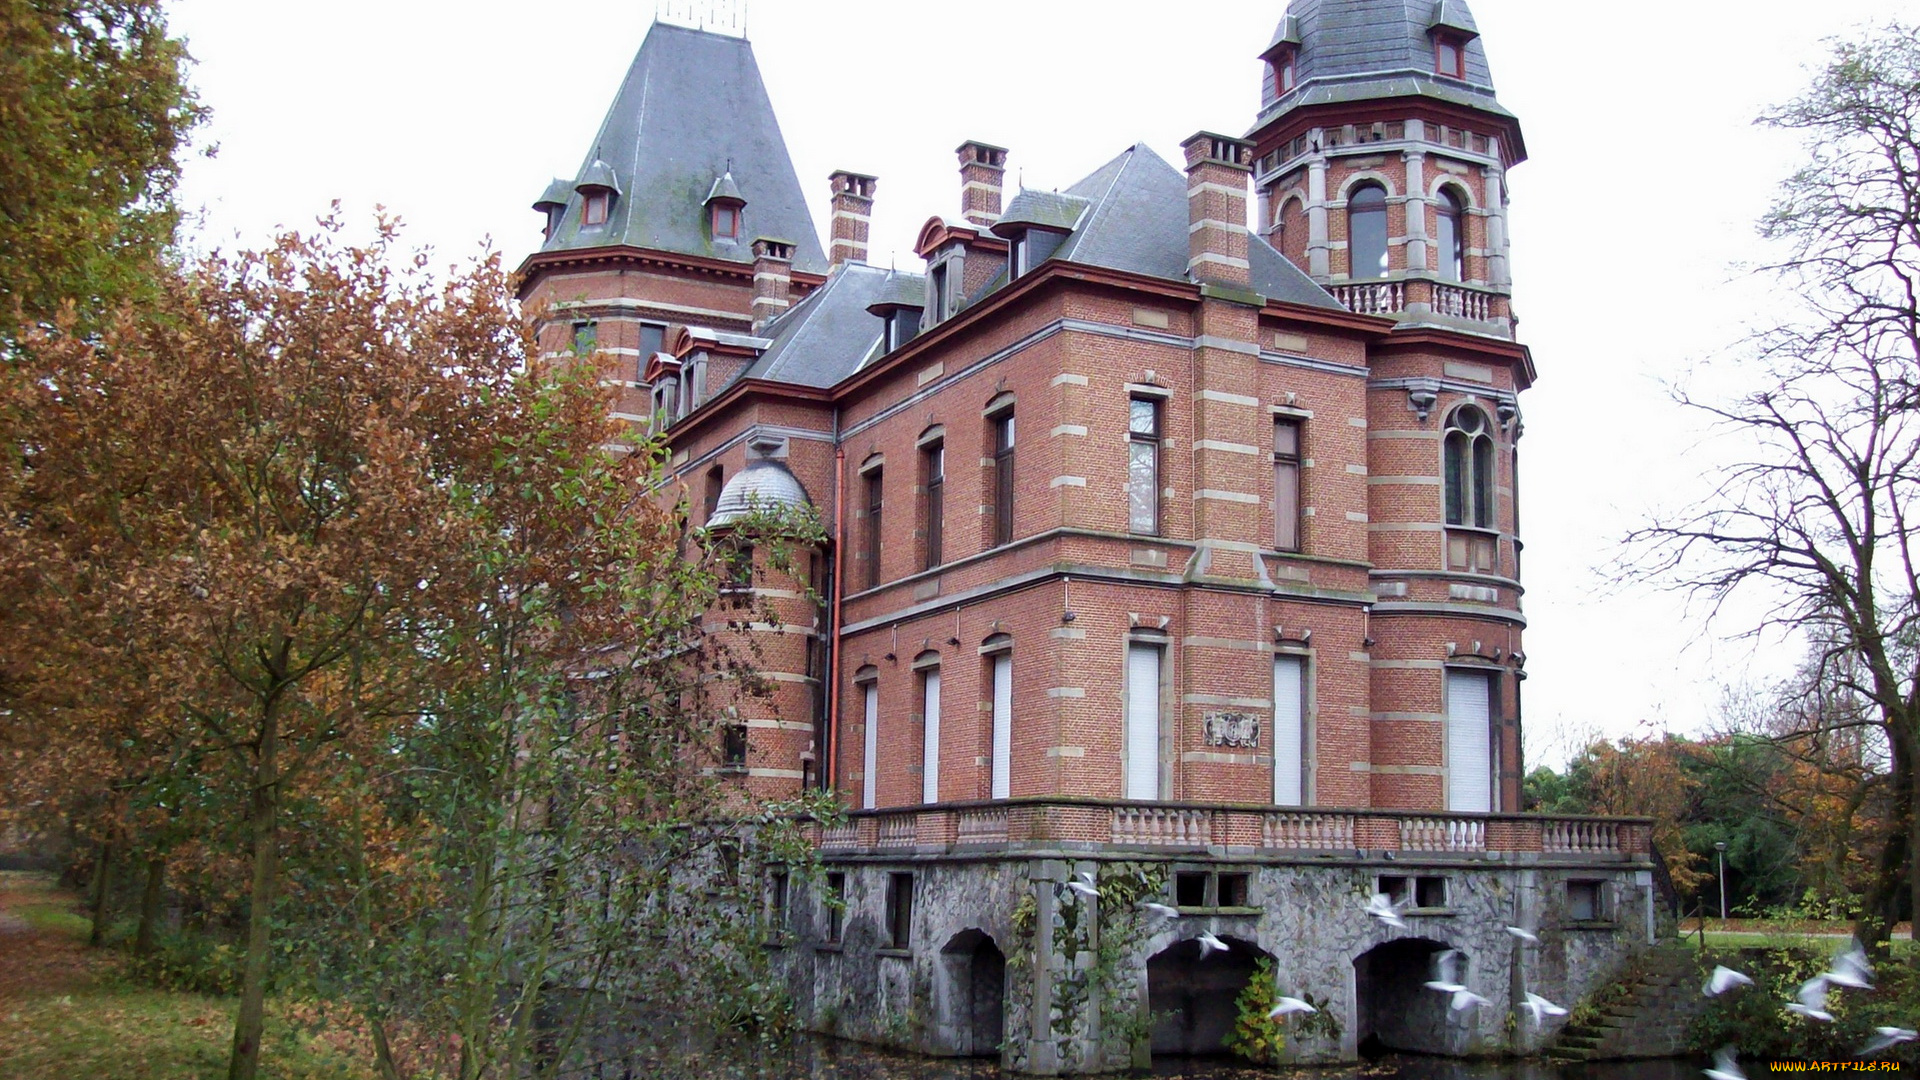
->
[575, 1034, 1705, 1080]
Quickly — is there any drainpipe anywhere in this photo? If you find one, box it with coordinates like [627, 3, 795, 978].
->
[825, 437, 847, 795]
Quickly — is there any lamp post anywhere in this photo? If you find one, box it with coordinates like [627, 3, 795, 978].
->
[1714, 841, 1729, 926]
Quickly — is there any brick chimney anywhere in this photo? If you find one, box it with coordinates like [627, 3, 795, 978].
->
[1181, 131, 1253, 289]
[827, 170, 876, 267]
[956, 140, 1007, 226]
[751, 237, 794, 332]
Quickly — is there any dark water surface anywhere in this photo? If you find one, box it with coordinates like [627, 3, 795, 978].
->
[616, 1036, 1705, 1080]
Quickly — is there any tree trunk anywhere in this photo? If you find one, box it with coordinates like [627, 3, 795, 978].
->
[369, 1018, 404, 1080]
[135, 856, 166, 954]
[1857, 744, 1913, 960]
[228, 710, 280, 1080]
[88, 838, 114, 948]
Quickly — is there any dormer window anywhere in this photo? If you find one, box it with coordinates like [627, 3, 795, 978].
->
[1434, 35, 1466, 79]
[583, 191, 609, 227]
[1265, 47, 1297, 99]
[886, 309, 921, 351]
[712, 203, 740, 239]
[1008, 232, 1028, 279]
[704, 171, 747, 244]
[929, 262, 950, 321]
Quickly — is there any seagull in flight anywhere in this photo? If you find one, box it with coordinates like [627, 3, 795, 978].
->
[1786, 976, 1834, 1023]
[1268, 996, 1317, 1019]
[1138, 901, 1180, 919]
[1822, 942, 1874, 991]
[1424, 949, 1467, 995]
[1703, 1046, 1746, 1080]
[1196, 931, 1230, 959]
[1705, 966, 1754, 996]
[1365, 892, 1408, 929]
[1065, 871, 1099, 901]
[1505, 925, 1539, 944]
[1450, 989, 1493, 1012]
[1862, 1027, 1918, 1054]
[1520, 992, 1567, 1027]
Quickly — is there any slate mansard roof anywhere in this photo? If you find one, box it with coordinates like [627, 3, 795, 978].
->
[538, 23, 828, 274]
[1255, 0, 1514, 131]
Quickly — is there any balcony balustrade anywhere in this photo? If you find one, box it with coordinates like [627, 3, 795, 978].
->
[814, 797, 1650, 861]
[1329, 277, 1505, 325]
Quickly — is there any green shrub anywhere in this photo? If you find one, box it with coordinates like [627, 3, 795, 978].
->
[1691, 946, 1920, 1065]
[124, 928, 243, 996]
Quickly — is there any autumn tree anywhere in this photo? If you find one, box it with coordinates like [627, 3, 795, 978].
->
[0, 0, 201, 334]
[1625, 24, 1920, 954]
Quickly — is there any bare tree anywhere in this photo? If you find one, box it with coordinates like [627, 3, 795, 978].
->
[1626, 24, 1920, 954]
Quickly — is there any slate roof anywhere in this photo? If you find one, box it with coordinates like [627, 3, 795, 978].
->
[1253, 0, 1513, 131]
[739, 263, 918, 389]
[707, 459, 811, 527]
[538, 23, 826, 273]
[995, 189, 1089, 234]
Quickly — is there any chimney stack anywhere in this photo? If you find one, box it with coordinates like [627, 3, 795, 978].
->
[828, 170, 877, 267]
[1181, 132, 1254, 289]
[956, 140, 1008, 226]
[751, 238, 795, 332]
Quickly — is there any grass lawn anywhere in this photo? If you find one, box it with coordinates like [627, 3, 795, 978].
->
[0, 871, 378, 1080]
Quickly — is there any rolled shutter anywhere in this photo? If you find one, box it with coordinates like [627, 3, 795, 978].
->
[1446, 670, 1492, 813]
[1125, 644, 1162, 800]
[1273, 656, 1305, 806]
[922, 670, 941, 804]
[991, 655, 1012, 800]
[862, 683, 878, 810]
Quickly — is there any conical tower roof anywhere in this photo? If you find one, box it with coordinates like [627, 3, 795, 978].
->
[538, 23, 827, 274]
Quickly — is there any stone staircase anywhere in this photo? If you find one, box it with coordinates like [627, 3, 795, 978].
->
[1547, 946, 1707, 1062]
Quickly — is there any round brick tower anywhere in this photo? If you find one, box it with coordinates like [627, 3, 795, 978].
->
[1250, 0, 1532, 813]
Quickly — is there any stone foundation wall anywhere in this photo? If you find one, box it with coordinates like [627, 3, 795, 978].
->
[775, 851, 1654, 1075]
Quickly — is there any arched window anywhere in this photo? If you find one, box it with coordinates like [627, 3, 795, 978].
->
[1443, 405, 1495, 529]
[1435, 188, 1466, 282]
[1348, 183, 1388, 279]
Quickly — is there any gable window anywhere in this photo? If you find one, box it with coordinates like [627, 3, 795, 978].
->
[1436, 188, 1466, 282]
[1348, 183, 1388, 279]
[886, 309, 920, 351]
[703, 466, 724, 525]
[1274, 417, 1302, 551]
[712, 203, 739, 239]
[928, 262, 950, 322]
[1008, 232, 1029, 280]
[1435, 36, 1466, 78]
[990, 407, 1016, 547]
[864, 467, 884, 590]
[638, 321, 667, 379]
[583, 191, 609, 227]
[1127, 397, 1161, 535]
[922, 439, 945, 569]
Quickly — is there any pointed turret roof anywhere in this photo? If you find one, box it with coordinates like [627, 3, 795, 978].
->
[538, 23, 826, 273]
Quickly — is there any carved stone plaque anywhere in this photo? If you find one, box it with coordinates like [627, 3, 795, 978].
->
[1203, 711, 1259, 748]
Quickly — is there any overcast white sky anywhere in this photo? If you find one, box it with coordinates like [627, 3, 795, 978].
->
[165, 0, 1912, 769]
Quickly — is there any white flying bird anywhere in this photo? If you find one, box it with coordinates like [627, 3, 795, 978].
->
[1424, 949, 1466, 995]
[1268, 996, 1318, 1019]
[1365, 892, 1408, 929]
[1138, 901, 1180, 919]
[1196, 931, 1230, 959]
[1823, 943, 1874, 991]
[1520, 992, 1567, 1027]
[1450, 989, 1493, 1012]
[1703, 1046, 1746, 1080]
[1705, 966, 1754, 996]
[1786, 976, 1834, 1023]
[1505, 925, 1539, 944]
[1066, 872, 1099, 901]
[1863, 1027, 1919, 1054]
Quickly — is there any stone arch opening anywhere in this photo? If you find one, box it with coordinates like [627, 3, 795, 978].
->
[1352, 937, 1460, 1057]
[1146, 935, 1269, 1057]
[937, 928, 1005, 1057]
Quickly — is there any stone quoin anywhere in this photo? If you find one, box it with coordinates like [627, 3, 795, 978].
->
[515, 2, 1660, 1071]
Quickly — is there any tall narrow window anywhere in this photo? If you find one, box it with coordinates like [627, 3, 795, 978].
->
[1124, 643, 1163, 800]
[712, 203, 739, 239]
[638, 322, 666, 381]
[1348, 184, 1388, 280]
[988, 645, 1013, 800]
[922, 441, 945, 569]
[824, 872, 846, 944]
[1008, 232, 1029, 280]
[1443, 406, 1495, 528]
[919, 661, 942, 805]
[1436, 189, 1465, 282]
[860, 678, 878, 810]
[991, 410, 1016, 547]
[1445, 669, 1495, 812]
[1435, 37, 1465, 78]
[703, 466, 724, 525]
[930, 263, 950, 321]
[1273, 655, 1306, 806]
[887, 872, 914, 949]
[583, 191, 609, 226]
[1274, 418, 1302, 551]
[1128, 398, 1162, 535]
[864, 468, 884, 590]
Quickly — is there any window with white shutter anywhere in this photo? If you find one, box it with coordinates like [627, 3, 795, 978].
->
[861, 681, 878, 810]
[1125, 644, 1163, 800]
[1273, 655, 1306, 806]
[921, 667, 942, 804]
[1446, 670, 1493, 812]
[991, 654, 1012, 799]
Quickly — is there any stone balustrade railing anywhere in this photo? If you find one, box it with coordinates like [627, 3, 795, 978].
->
[1331, 281, 1405, 315]
[1329, 277, 1505, 325]
[814, 798, 1651, 861]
